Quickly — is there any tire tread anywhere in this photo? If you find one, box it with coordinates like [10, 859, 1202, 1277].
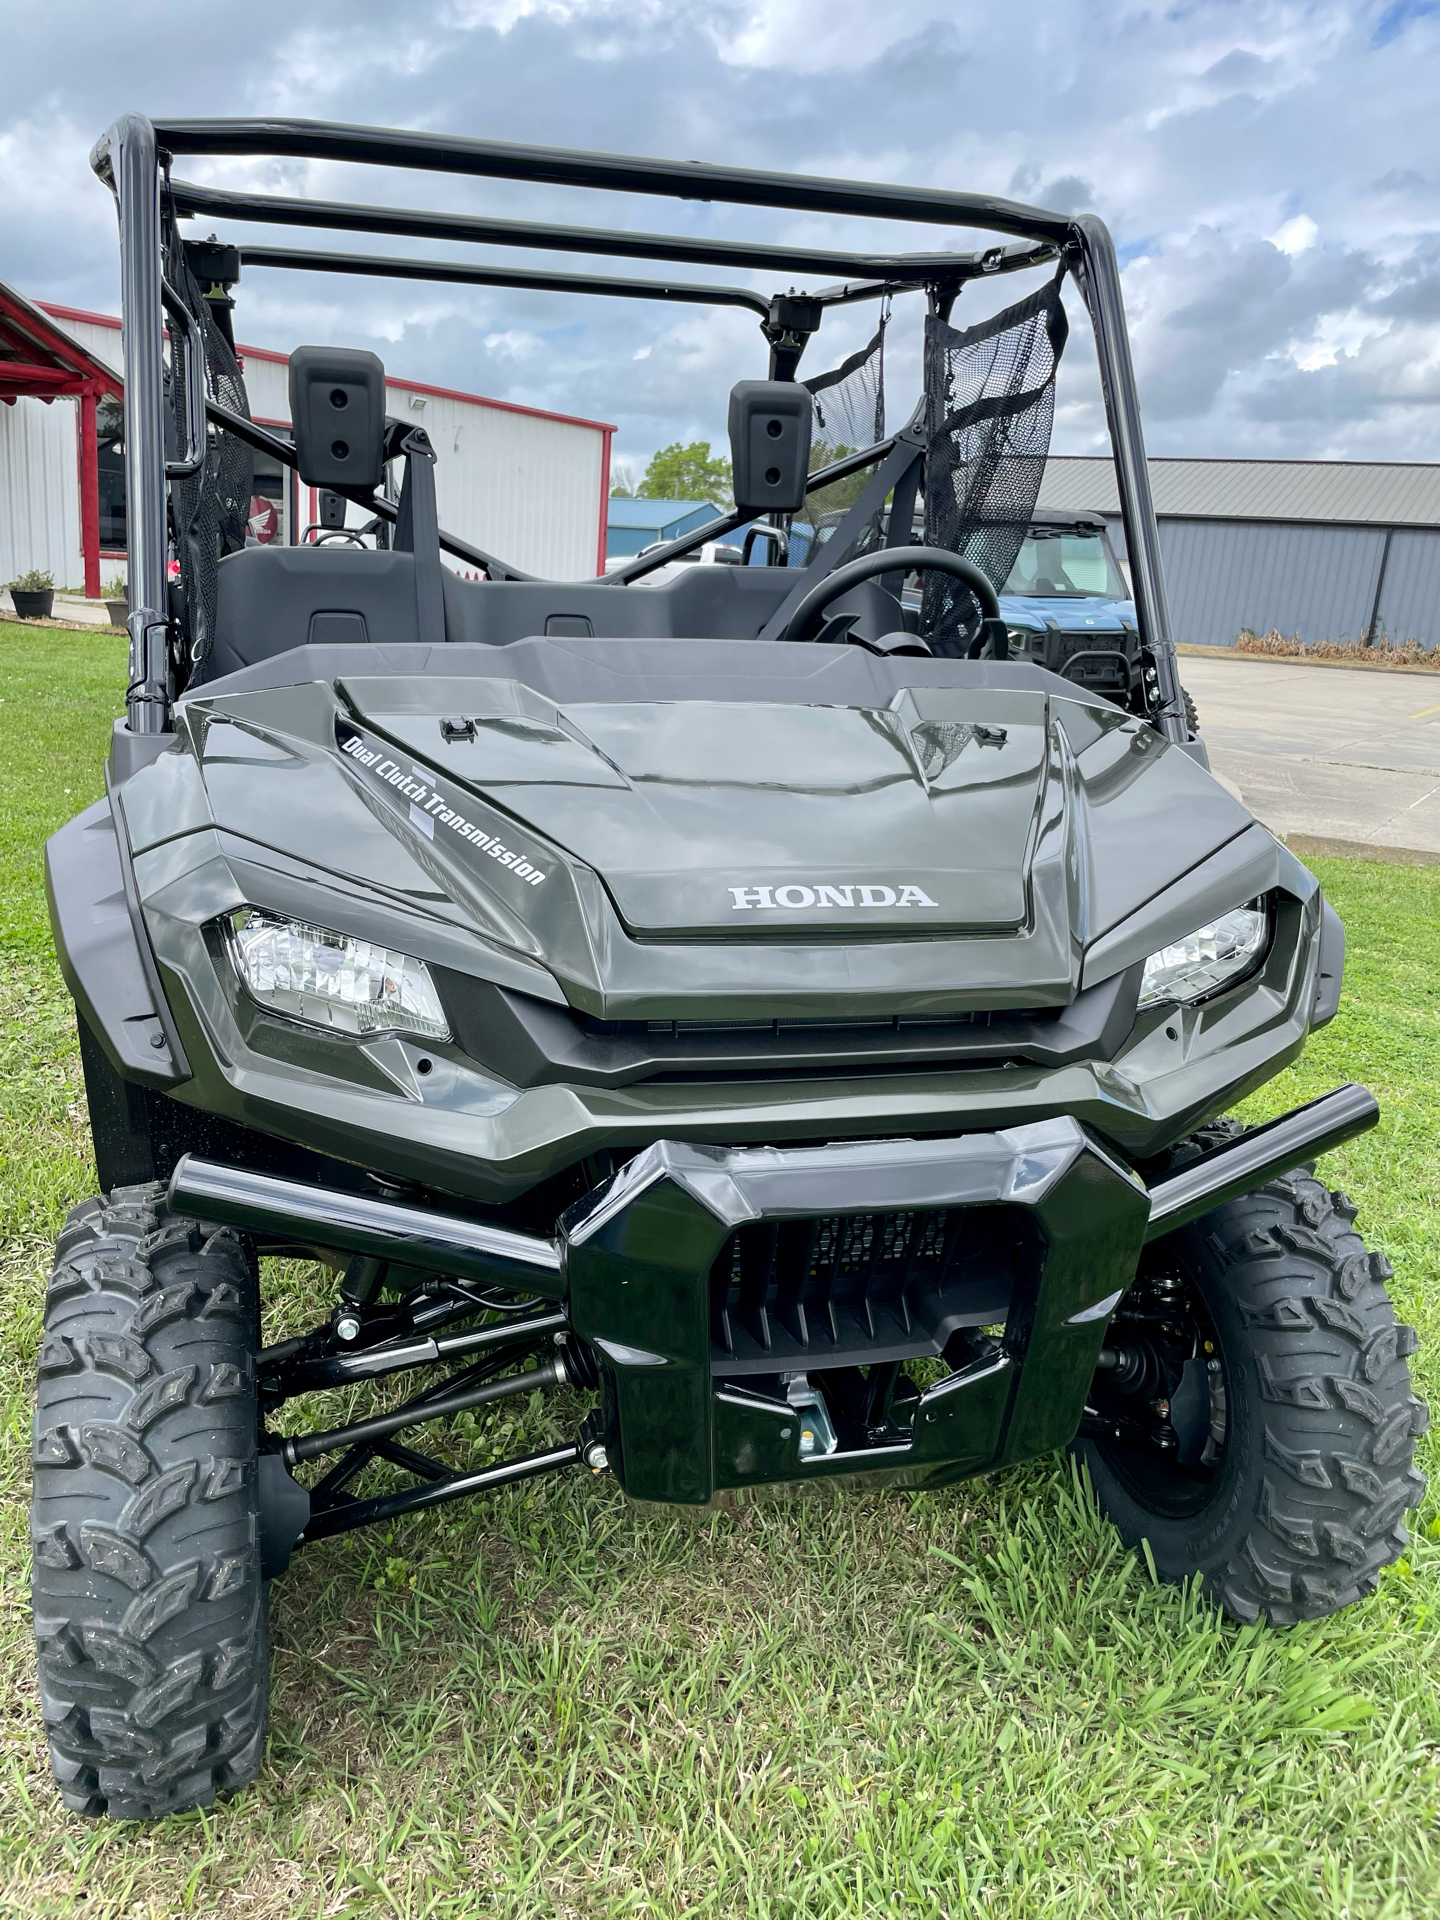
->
[31, 1184, 268, 1820]
[1083, 1127, 1427, 1626]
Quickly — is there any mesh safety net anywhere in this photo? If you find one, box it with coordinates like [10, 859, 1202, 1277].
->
[797, 319, 886, 564]
[921, 269, 1068, 651]
[164, 233, 253, 683]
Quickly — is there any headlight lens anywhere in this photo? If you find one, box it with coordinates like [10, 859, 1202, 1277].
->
[227, 909, 451, 1040]
[1138, 905, 1268, 1008]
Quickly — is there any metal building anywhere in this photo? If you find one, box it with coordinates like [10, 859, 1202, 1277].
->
[606, 497, 727, 559]
[1038, 457, 1440, 650]
[1, 285, 614, 594]
[0, 287, 122, 596]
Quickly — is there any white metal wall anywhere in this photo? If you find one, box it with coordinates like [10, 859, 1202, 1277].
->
[45, 318, 607, 582]
[54, 314, 123, 378]
[246, 353, 604, 577]
[238, 354, 289, 423]
[389, 387, 604, 581]
[0, 396, 83, 588]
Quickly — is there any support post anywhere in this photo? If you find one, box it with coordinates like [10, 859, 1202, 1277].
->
[91, 114, 170, 734]
[1364, 527, 1393, 647]
[78, 388, 101, 598]
[1071, 215, 1186, 745]
[596, 426, 612, 577]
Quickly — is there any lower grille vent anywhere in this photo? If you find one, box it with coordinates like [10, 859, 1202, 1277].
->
[709, 1206, 1030, 1377]
[585, 1009, 1058, 1041]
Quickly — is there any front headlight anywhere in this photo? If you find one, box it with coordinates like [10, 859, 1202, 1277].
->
[1138, 905, 1269, 1009]
[227, 909, 451, 1040]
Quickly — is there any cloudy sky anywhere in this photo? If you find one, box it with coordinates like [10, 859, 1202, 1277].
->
[1, 0, 1435, 478]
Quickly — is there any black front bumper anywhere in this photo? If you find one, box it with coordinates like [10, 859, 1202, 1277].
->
[562, 1119, 1151, 1503]
[170, 1085, 1378, 1509]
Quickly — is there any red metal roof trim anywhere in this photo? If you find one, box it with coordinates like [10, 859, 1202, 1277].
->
[1, 284, 122, 402]
[37, 302, 614, 434]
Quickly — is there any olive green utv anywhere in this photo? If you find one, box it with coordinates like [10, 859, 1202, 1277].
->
[32, 112, 1425, 1822]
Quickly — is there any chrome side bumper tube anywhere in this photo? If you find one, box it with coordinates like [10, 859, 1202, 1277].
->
[1144, 1083, 1378, 1242]
[167, 1154, 564, 1299]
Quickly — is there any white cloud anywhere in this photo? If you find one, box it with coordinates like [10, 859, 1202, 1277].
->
[1270, 214, 1321, 255]
[0, 0, 1436, 470]
[483, 329, 545, 358]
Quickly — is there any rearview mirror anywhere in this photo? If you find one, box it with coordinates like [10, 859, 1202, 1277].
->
[728, 381, 812, 517]
[288, 345, 386, 494]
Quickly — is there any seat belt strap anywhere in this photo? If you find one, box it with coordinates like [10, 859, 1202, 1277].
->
[394, 427, 447, 644]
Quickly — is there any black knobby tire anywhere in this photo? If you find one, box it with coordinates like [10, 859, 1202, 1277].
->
[1182, 686, 1199, 736]
[31, 1182, 269, 1819]
[1076, 1131, 1427, 1625]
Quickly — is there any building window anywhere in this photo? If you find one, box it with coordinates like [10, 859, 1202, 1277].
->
[90, 403, 301, 552]
[96, 394, 126, 549]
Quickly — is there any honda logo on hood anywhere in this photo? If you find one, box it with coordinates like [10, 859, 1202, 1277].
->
[729, 883, 939, 911]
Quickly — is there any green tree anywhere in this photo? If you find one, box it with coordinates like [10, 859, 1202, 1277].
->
[805, 439, 876, 518]
[608, 462, 637, 498]
[636, 441, 732, 505]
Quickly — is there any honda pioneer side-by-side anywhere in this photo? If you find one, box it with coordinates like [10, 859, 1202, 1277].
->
[32, 114, 1425, 1822]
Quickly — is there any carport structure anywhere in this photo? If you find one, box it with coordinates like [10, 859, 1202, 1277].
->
[0, 278, 122, 598]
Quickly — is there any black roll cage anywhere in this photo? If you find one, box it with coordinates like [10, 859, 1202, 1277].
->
[90, 112, 1186, 746]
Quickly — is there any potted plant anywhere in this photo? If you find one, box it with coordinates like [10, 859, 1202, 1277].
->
[103, 573, 129, 627]
[6, 568, 55, 619]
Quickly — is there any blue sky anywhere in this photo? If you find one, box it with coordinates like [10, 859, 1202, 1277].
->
[0, 0, 1434, 478]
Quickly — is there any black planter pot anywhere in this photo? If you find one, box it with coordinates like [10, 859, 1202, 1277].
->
[106, 598, 129, 628]
[10, 589, 54, 620]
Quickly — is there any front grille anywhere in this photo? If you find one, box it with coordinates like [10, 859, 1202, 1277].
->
[709, 1205, 1031, 1376]
[587, 1009, 1057, 1041]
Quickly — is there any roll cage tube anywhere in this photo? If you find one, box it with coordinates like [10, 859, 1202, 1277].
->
[91, 115, 169, 736]
[93, 112, 1185, 747]
[171, 179, 1058, 285]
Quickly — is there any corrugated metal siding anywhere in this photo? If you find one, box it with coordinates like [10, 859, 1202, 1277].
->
[1376, 531, 1440, 648]
[52, 314, 124, 379]
[237, 354, 289, 423]
[0, 395, 82, 587]
[46, 316, 605, 577]
[1038, 456, 1440, 528]
[1158, 520, 1386, 646]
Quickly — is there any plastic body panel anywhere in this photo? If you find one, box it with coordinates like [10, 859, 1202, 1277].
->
[42, 639, 1342, 1202]
[45, 799, 186, 1087]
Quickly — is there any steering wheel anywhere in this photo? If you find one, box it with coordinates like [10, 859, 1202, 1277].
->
[777, 545, 1002, 646]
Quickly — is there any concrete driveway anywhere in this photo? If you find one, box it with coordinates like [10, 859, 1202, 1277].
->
[1181, 652, 1440, 859]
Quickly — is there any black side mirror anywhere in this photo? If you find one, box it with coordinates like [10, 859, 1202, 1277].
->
[288, 346, 386, 493]
[728, 380, 812, 517]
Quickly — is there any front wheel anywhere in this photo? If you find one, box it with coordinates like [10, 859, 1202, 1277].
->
[30, 1184, 269, 1819]
[1075, 1147, 1427, 1625]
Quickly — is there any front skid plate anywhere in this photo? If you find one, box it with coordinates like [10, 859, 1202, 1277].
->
[560, 1118, 1151, 1504]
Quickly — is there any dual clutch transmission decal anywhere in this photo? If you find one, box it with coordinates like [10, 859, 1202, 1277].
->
[338, 725, 548, 887]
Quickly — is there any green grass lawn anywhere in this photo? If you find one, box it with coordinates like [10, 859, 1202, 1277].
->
[2, 617, 1438, 1918]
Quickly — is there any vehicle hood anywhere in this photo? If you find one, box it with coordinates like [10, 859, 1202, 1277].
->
[129, 647, 1255, 1020]
[1000, 594, 1135, 634]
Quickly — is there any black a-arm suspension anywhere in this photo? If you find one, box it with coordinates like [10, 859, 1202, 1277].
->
[255, 1277, 598, 1555]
